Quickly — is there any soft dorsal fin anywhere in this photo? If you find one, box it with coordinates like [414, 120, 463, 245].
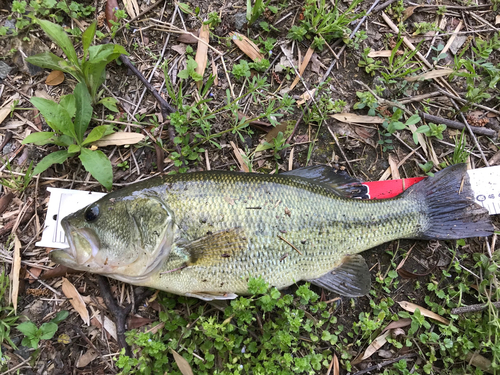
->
[282, 166, 368, 199]
[307, 255, 371, 297]
[184, 228, 248, 267]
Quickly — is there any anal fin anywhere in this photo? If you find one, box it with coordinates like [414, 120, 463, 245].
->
[185, 292, 239, 301]
[307, 255, 371, 297]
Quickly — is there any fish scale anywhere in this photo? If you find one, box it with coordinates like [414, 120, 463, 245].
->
[148, 171, 424, 296]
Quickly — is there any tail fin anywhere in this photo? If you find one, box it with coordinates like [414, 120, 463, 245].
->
[405, 164, 494, 239]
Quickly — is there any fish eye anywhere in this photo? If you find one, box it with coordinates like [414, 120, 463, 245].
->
[84, 205, 99, 222]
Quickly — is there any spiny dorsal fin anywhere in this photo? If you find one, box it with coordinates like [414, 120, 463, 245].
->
[307, 254, 371, 297]
[282, 166, 368, 199]
[184, 228, 248, 267]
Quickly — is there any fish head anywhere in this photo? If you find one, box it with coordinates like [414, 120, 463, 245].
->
[51, 192, 175, 281]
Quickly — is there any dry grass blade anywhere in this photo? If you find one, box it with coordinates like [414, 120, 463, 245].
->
[92, 132, 145, 147]
[171, 349, 194, 375]
[398, 301, 450, 324]
[388, 154, 400, 179]
[230, 32, 264, 62]
[439, 21, 463, 63]
[62, 277, 90, 325]
[230, 141, 249, 172]
[332, 113, 385, 124]
[10, 233, 21, 313]
[123, 0, 139, 18]
[405, 68, 454, 82]
[0, 97, 15, 125]
[352, 330, 390, 365]
[195, 23, 210, 89]
[368, 50, 394, 58]
[45, 70, 65, 86]
[290, 46, 314, 90]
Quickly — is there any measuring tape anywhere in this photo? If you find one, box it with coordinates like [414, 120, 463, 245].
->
[36, 166, 500, 249]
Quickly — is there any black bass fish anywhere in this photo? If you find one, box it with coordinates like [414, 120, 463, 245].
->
[51, 164, 493, 300]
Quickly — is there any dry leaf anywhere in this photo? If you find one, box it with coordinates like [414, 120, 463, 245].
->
[90, 311, 117, 340]
[177, 31, 199, 44]
[10, 234, 21, 313]
[332, 113, 385, 124]
[383, 318, 411, 332]
[230, 32, 264, 62]
[466, 352, 494, 374]
[92, 132, 145, 147]
[352, 330, 390, 364]
[195, 23, 210, 89]
[62, 277, 90, 325]
[28, 267, 43, 284]
[171, 44, 187, 55]
[398, 301, 450, 324]
[45, 70, 65, 86]
[297, 88, 316, 106]
[402, 6, 419, 21]
[171, 349, 194, 375]
[76, 349, 98, 368]
[496, 15, 500, 25]
[405, 68, 454, 81]
[290, 46, 314, 90]
[310, 53, 323, 75]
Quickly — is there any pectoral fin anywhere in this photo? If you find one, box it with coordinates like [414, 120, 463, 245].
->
[307, 255, 371, 297]
[184, 228, 248, 267]
[185, 292, 239, 301]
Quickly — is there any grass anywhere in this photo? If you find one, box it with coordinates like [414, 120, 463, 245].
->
[0, 0, 498, 373]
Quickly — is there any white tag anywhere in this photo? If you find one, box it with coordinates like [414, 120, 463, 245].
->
[468, 165, 500, 216]
[35, 188, 106, 249]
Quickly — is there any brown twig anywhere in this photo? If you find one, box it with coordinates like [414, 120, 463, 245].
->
[0, 204, 34, 237]
[277, 234, 302, 255]
[97, 276, 132, 356]
[419, 113, 497, 139]
[451, 301, 500, 315]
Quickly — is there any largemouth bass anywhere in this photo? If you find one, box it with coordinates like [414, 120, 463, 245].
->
[51, 164, 493, 300]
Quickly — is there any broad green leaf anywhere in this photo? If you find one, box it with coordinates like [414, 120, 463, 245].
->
[82, 125, 111, 145]
[178, 2, 193, 14]
[33, 150, 71, 175]
[17, 322, 38, 337]
[22, 132, 56, 145]
[406, 114, 421, 126]
[59, 94, 76, 118]
[53, 135, 76, 147]
[83, 61, 106, 100]
[82, 21, 96, 59]
[87, 44, 127, 63]
[98, 96, 119, 112]
[68, 144, 80, 153]
[79, 148, 113, 190]
[26, 52, 85, 83]
[51, 311, 69, 325]
[38, 19, 79, 65]
[30, 97, 76, 139]
[73, 83, 93, 143]
[39, 322, 58, 340]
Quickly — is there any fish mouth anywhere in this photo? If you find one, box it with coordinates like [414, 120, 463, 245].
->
[52, 220, 100, 267]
